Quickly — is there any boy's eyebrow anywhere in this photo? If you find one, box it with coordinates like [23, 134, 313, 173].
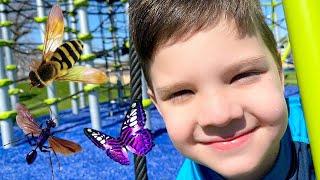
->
[226, 56, 268, 73]
[156, 82, 192, 99]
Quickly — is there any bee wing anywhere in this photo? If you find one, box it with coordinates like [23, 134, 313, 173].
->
[15, 103, 41, 136]
[30, 59, 41, 71]
[48, 136, 82, 155]
[56, 66, 108, 84]
[43, 5, 64, 61]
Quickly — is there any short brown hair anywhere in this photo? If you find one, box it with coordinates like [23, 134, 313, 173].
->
[130, 0, 280, 87]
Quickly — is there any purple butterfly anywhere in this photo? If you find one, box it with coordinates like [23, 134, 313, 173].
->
[84, 100, 154, 165]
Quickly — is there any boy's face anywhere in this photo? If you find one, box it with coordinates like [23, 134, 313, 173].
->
[148, 18, 288, 179]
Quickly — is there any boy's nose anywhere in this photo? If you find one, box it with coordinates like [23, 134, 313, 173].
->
[197, 94, 244, 128]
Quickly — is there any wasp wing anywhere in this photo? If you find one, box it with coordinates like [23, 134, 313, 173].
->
[55, 66, 108, 84]
[43, 5, 64, 61]
[48, 136, 82, 155]
[15, 103, 41, 136]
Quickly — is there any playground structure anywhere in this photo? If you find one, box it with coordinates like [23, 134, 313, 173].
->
[0, 0, 131, 146]
[0, 0, 319, 179]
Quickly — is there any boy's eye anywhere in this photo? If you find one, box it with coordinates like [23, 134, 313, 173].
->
[168, 89, 193, 103]
[230, 71, 261, 84]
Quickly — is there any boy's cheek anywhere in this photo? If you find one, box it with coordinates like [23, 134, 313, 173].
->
[244, 83, 287, 125]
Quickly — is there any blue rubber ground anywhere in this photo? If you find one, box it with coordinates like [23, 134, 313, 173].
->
[0, 85, 299, 179]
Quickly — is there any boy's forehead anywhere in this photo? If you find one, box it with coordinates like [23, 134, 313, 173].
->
[160, 17, 252, 49]
[156, 18, 266, 62]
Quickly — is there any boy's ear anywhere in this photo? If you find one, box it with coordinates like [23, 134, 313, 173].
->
[147, 88, 162, 116]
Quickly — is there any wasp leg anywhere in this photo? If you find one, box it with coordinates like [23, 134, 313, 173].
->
[26, 134, 37, 146]
[40, 146, 54, 180]
[48, 151, 54, 180]
[39, 145, 51, 152]
[50, 147, 61, 171]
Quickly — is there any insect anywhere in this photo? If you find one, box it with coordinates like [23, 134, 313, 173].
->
[29, 5, 107, 88]
[15, 103, 82, 177]
[84, 100, 154, 165]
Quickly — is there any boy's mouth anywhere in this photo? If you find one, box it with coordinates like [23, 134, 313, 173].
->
[202, 127, 258, 151]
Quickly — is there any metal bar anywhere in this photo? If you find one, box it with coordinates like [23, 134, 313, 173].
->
[283, 0, 320, 176]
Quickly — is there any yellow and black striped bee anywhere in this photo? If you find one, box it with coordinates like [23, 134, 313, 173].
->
[29, 5, 107, 88]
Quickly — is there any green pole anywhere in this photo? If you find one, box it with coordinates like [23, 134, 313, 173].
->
[283, 0, 320, 177]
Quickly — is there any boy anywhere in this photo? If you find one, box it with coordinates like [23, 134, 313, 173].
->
[130, 0, 315, 179]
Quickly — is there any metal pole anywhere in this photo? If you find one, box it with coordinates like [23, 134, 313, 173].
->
[68, 0, 86, 109]
[283, 0, 320, 177]
[0, 42, 13, 149]
[129, 0, 149, 177]
[77, 5, 102, 130]
[0, 3, 18, 110]
[36, 0, 59, 125]
[65, 1, 79, 115]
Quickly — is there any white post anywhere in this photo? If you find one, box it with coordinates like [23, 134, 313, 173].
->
[36, 0, 59, 125]
[77, 5, 102, 130]
[68, 0, 86, 109]
[0, 3, 18, 110]
[0, 43, 13, 149]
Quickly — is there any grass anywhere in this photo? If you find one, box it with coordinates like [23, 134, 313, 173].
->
[16, 81, 131, 117]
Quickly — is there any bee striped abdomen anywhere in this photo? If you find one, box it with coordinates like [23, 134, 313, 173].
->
[51, 40, 83, 70]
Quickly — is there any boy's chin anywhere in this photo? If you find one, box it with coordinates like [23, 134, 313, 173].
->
[201, 157, 265, 179]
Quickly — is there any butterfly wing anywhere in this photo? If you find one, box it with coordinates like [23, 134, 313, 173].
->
[120, 100, 154, 156]
[55, 66, 108, 84]
[125, 129, 154, 156]
[48, 136, 82, 155]
[83, 128, 130, 165]
[15, 103, 41, 136]
[120, 100, 146, 133]
[43, 5, 64, 62]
